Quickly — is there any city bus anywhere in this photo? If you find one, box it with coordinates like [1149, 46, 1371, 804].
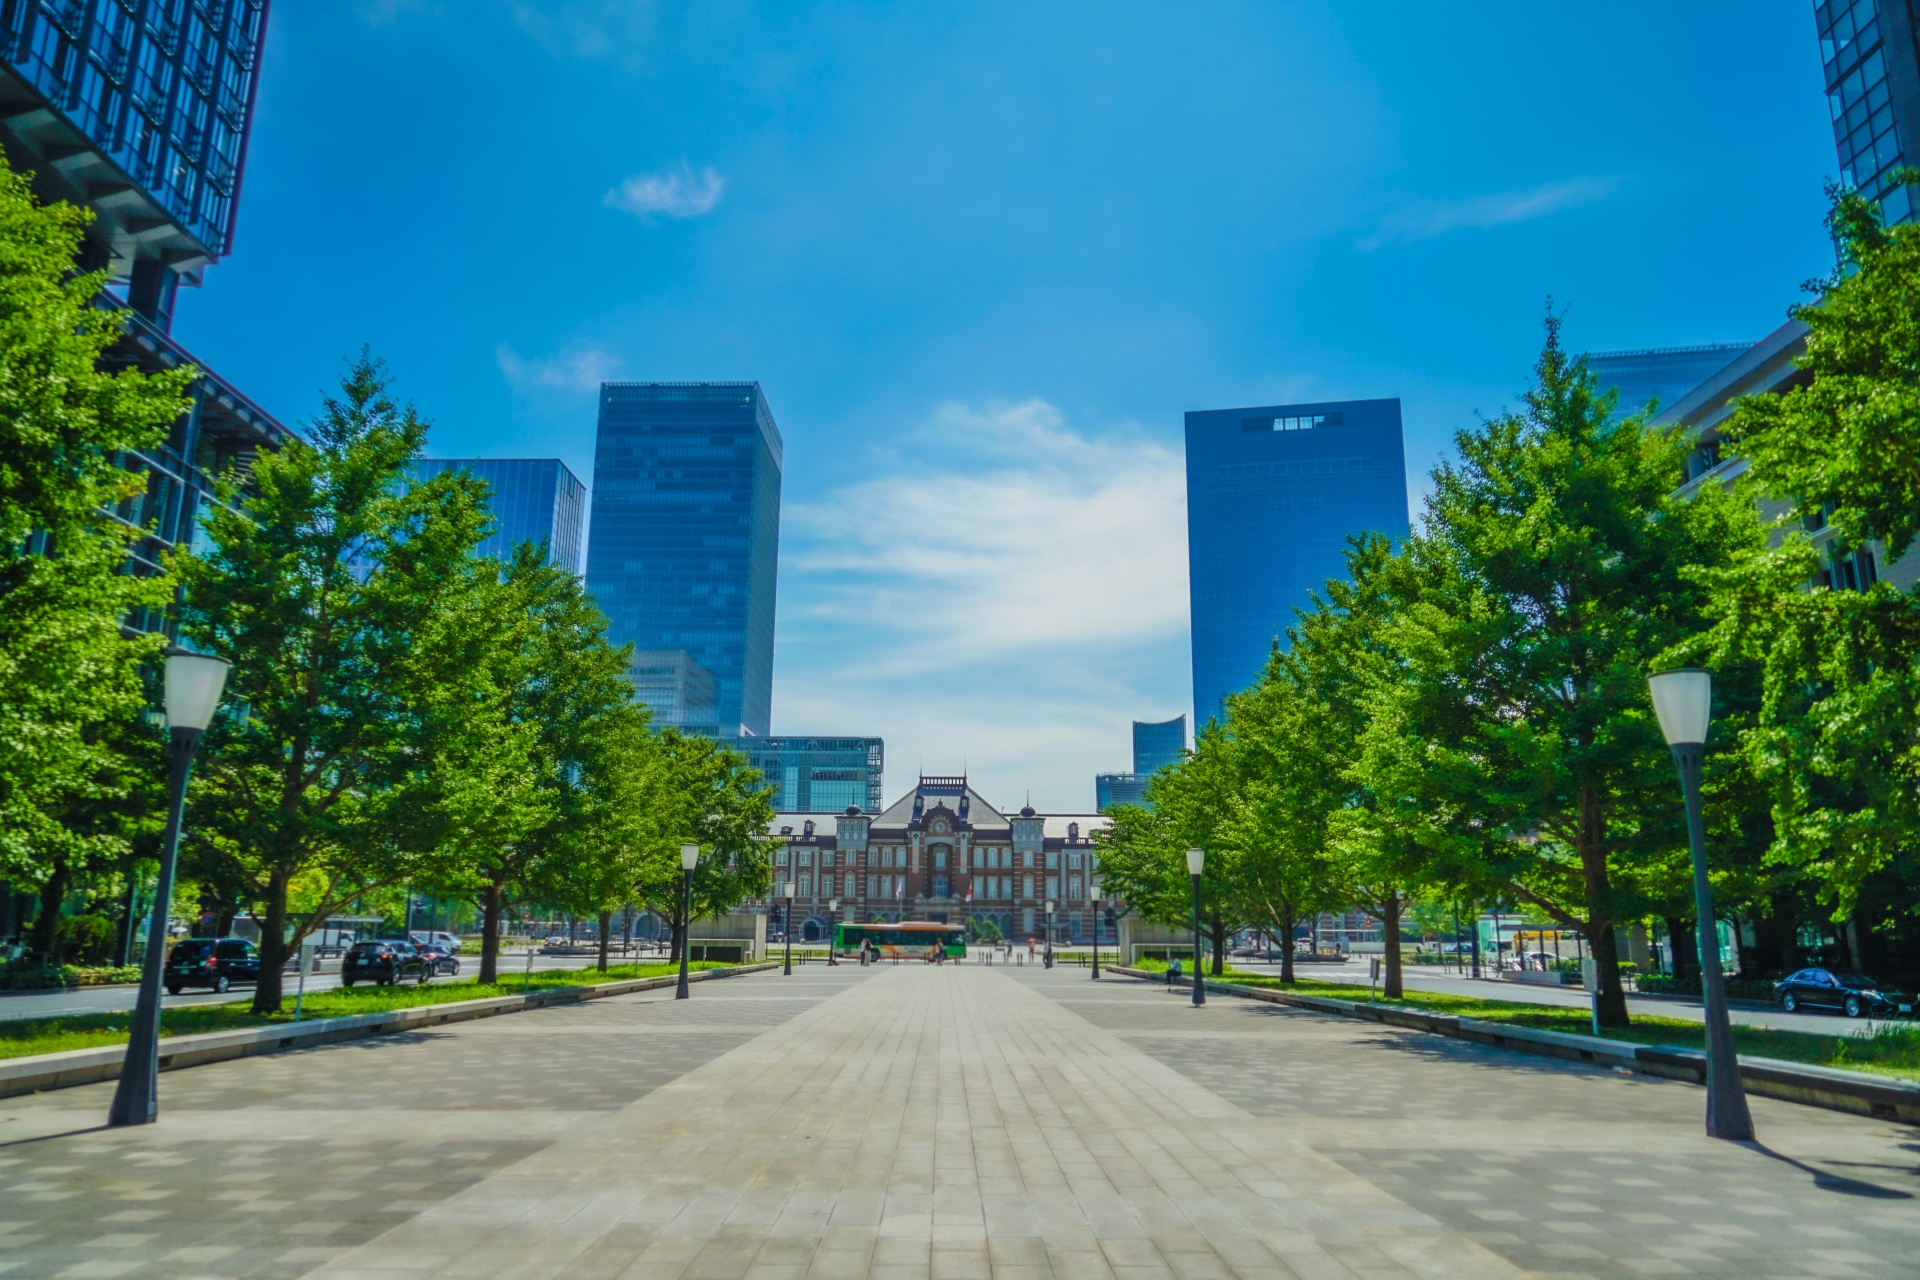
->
[832, 921, 966, 959]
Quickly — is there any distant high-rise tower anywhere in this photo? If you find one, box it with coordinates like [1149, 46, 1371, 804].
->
[1186, 398, 1409, 727]
[1132, 716, 1186, 776]
[1588, 345, 1753, 421]
[411, 459, 586, 574]
[585, 382, 782, 738]
[1816, 0, 1920, 226]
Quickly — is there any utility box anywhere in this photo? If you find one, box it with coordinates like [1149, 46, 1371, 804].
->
[688, 912, 767, 963]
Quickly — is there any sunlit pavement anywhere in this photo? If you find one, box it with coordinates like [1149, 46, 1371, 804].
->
[0, 962, 1916, 1279]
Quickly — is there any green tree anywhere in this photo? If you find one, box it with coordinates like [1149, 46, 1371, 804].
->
[1349, 316, 1761, 1026]
[178, 355, 496, 1011]
[0, 154, 192, 913]
[1700, 182, 1920, 929]
[633, 731, 775, 961]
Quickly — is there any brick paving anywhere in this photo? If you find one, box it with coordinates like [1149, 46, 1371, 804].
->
[0, 963, 1914, 1278]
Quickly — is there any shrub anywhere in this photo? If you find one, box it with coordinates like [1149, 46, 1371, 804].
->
[1634, 973, 1777, 1001]
[53, 914, 116, 965]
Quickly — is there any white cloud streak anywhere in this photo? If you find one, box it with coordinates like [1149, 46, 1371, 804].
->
[774, 400, 1190, 810]
[604, 165, 726, 220]
[1359, 177, 1618, 250]
[508, 1, 656, 61]
[496, 343, 621, 391]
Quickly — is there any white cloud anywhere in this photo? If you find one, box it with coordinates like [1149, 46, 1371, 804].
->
[496, 343, 621, 392]
[773, 400, 1190, 810]
[604, 165, 726, 220]
[508, 1, 656, 61]
[1358, 177, 1618, 250]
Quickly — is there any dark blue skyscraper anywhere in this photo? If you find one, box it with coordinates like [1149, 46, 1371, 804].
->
[585, 382, 782, 739]
[1589, 344, 1751, 421]
[411, 459, 586, 575]
[1186, 398, 1409, 727]
[1132, 716, 1186, 775]
[1816, 0, 1920, 226]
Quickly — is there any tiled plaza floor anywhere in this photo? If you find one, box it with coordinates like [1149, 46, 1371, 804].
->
[0, 963, 1915, 1279]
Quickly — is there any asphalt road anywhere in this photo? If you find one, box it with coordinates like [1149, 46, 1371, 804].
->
[0, 949, 673, 1022]
[1225, 954, 1899, 1038]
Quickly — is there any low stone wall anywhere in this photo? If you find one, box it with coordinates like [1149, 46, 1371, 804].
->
[1107, 965, 1920, 1126]
[0, 963, 778, 1099]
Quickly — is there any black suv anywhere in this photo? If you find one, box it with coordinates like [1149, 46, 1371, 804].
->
[342, 939, 432, 987]
[165, 937, 261, 995]
[1775, 967, 1915, 1018]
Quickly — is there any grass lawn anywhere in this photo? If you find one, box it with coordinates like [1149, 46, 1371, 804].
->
[1126, 959, 1920, 1083]
[0, 960, 732, 1063]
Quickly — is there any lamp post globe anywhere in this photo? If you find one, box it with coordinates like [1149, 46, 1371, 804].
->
[109, 647, 230, 1128]
[675, 844, 699, 1000]
[1647, 669, 1753, 1141]
[1185, 848, 1205, 1007]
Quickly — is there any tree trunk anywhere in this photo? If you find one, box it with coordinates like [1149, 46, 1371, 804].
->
[1209, 912, 1225, 975]
[29, 858, 71, 962]
[250, 867, 291, 1014]
[597, 910, 612, 972]
[1279, 901, 1296, 984]
[478, 874, 505, 985]
[1575, 791, 1629, 1028]
[1588, 918, 1630, 1027]
[1380, 888, 1404, 999]
[1665, 916, 1692, 980]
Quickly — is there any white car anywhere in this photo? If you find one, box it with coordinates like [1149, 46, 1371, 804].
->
[409, 930, 463, 954]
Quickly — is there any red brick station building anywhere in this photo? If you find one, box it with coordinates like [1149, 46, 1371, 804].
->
[755, 775, 1109, 944]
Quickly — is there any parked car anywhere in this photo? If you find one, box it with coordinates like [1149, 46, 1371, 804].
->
[341, 939, 432, 987]
[165, 937, 261, 995]
[416, 943, 460, 976]
[409, 930, 463, 954]
[1774, 967, 1914, 1018]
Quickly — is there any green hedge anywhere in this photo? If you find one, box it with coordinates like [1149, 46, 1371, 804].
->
[1635, 973, 1779, 1001]
[0, 963, 144, 991]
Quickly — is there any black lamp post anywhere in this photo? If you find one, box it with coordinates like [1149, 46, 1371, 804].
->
[1185, 847, 1205, 1007]
[109, 647, 230, 1128]
[1649, 668, 1754, 1141]
[782, 881, 796, 975]
[1091, 886, 1105, 979]
[1045, 899, 1055, 964]
[675, 843, 698, 1000]
[827, 898, 839, 965]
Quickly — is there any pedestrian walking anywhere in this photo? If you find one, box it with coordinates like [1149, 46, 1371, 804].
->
[1166, 956, 1182, 989]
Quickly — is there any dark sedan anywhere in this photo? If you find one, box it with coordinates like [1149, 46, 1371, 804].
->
[1775, 967, 1914, 1018]
[341, 940, 432, 987]
[417, 944, 460, 976]
[165, 937, 261, 995]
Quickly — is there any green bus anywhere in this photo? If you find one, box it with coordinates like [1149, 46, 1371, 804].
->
[833, 921, 966, 958]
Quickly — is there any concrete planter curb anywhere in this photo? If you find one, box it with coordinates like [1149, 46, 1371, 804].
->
[1108, 966, 1920, 1126]
[0, 962, 778, 1099]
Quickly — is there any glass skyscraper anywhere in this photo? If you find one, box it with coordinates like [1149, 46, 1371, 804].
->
[585, 382, 782, 739]
[742, 737, 884, 813]
[1588, 344, 1752, 421]
[1095, 773, 1149, 811]
[1132, 716, 1186, 776]
[411, 459, 586, 575]
[1816, 0, 1920, 225]
[1186, 398, 1409, 727]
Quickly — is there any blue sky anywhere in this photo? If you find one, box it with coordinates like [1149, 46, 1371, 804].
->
[174, 1, 1839, 811]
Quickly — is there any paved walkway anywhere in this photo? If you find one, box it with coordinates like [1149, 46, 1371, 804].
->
[0, 964, 1916, 1279]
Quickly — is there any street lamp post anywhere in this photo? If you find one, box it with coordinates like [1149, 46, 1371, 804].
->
[109, 647, 230, 1128]
[1185, 848, 1206, 1007]
[1091, 887, 1103, 979]
[782, 882, 796, 976]
[675, 843, 698, 1000]
[827, 898, 840, 965]
[1045, 899, 1055, 966]
[1648, 668, 1754, 1141]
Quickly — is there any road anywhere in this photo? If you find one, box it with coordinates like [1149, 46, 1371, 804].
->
[0, 948, 671, 1022]
[1227, 953, 1894, 1038]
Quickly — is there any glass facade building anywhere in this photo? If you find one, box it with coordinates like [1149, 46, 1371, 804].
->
[1816, 0, 1920, 225]
[1588, 344, 1752, 421]
[1095, 773, 1149, 811]
[585, 382, 782, 738]
[1132, 716, 1186, 776]
[1186, 398, 1409, 727]
[0, 1, 267, 329]
[743, 737, 884, 813]
[410, 458, 586, 575]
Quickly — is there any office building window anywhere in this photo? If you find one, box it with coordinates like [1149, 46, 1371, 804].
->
[1023, 875, 1033, 898]
[1070, 876, 1082, 899]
